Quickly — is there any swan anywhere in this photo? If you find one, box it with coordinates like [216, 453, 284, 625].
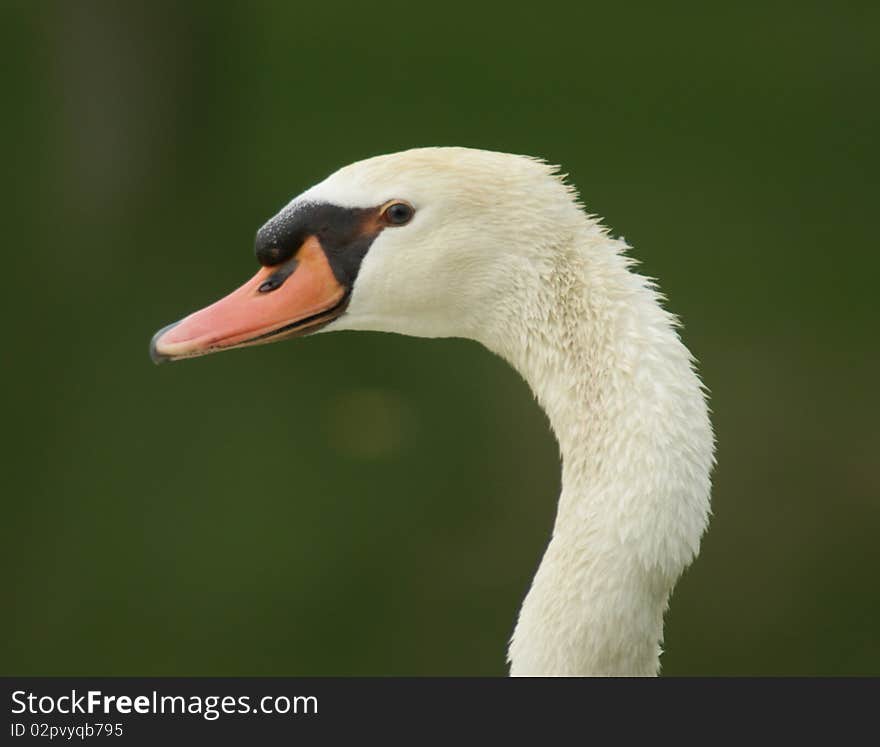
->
[150, 147, 714, 676]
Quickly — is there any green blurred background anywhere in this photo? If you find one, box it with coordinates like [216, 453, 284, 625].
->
[2, 1, 878, 675]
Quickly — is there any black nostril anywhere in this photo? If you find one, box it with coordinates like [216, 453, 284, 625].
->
[258, 276, 282, 293]
[258, 259, 298, 293]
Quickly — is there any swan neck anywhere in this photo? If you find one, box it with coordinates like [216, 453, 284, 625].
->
[485, 227, 713, 676]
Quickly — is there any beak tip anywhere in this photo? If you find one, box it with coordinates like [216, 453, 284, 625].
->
[150, 322, 179, 365]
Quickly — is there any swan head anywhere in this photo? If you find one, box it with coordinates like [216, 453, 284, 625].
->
[149, 147, 715, 675]
[150, 147, 582, 362]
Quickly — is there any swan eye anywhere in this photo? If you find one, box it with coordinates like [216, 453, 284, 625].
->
[383, 201, 414, 226]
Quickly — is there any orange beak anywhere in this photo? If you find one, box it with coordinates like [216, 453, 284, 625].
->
[150, 236, 347, 363]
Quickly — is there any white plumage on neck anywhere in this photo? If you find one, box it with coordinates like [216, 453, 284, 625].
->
[486, 224, 713, 676]
[289, 147, 714, 675]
